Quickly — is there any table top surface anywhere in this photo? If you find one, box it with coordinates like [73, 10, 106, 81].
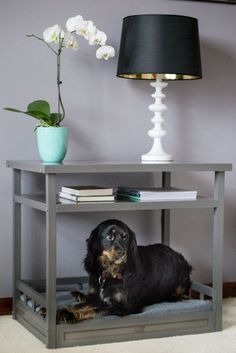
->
[6, 160, 232, 174]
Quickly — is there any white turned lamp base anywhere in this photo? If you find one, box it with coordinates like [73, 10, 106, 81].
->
[141, 78, 173, 162]
[142, 152, 172, 161]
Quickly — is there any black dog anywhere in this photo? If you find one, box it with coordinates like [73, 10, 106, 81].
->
[57, 219, 192, 323]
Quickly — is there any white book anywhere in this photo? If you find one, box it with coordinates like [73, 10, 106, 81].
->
[58, 192, 115, 202]
[61, 185, 113, 196]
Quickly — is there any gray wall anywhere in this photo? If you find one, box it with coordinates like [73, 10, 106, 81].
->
[1, 0, 236, 297]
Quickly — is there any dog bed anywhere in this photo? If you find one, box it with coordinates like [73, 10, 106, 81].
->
[20, 290, 212, 321]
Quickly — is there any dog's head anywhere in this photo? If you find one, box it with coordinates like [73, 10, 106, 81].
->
[84, 219, 138, 274]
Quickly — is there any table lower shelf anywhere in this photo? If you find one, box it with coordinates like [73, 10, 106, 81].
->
[15, 277, 217, 348]
[15, 298, 215, 348]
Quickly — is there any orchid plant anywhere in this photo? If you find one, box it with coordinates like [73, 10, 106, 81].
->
[4, 15, 115, 128]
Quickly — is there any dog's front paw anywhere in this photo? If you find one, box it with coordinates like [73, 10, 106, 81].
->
[56, 305, 99, 323]
[70, 290, 86, 304]
[56, 307, 78, 324]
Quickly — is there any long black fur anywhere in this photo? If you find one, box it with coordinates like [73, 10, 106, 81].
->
[82, 219, 192, 317]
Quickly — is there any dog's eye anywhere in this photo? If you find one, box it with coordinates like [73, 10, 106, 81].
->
[106, 234, 115, 241]
[121, 233, 127, 240]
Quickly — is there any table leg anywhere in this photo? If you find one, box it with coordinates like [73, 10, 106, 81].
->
[45, 173, 57, 348]
[212, 171, 225, 331]
[161, 172, 171, 246]
[12, 169, 21, 319]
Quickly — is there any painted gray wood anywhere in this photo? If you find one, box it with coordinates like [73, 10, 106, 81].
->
[8, 161, 231, 348]
[212, 171, 225, 331]
[56, 311, 213, 347]
[14, 194, 47, 212]
[16, 280, 46, 307]
[13, 194, 220, 212]
[16, 300, 47, 344]
[56, 198, 219, 212]
[12, 169, 21, 319]
[45, 174, 57, 348]
[6, 160, 232, 174]
[161, 172, 171, 245]
[191, 281, 213, 297]
[16, 275, 214, 348]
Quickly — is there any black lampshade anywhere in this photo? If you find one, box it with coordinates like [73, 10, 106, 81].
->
[117, 14, 202, 80]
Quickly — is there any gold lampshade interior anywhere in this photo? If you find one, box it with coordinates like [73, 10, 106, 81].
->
[117, 73, 201, 80]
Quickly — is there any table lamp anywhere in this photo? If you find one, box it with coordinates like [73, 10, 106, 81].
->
[117, 14, 202, 161]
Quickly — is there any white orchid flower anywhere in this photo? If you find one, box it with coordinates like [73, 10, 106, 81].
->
[88, 30, 107, 46]
[43, 24, 62, 43]
[76, 20, 96, 40]
[63, 32, 79, 51]
[22, 14, 115, 130]
[66, 15, 83, 33]
[96, 45, 115, 60]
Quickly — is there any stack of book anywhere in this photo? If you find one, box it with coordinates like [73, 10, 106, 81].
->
[58, 185, 115, 202]
[116, 187, 197, 201]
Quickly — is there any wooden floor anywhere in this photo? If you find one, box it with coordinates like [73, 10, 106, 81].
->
[0, 298, 12, 315]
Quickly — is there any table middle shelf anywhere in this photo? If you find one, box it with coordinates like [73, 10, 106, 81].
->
[14, 194, 220, 213]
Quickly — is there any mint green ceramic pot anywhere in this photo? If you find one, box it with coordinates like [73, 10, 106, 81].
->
[36, 127, 68, 163]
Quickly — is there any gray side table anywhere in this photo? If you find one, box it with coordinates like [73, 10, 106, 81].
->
[7, 160, 232, 348]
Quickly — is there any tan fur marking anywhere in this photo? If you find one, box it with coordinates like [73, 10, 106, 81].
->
[175, 286, 185, 295]
[102, 249, 117, 260]
[68, 305, 97, 321]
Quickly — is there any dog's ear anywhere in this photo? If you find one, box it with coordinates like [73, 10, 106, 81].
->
[126, 227, 140, 272]
[84, 225, 101, 274]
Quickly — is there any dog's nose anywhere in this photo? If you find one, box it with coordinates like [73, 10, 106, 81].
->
[117, 249, 124, 257]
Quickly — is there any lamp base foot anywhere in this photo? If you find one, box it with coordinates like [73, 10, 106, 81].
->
[141, 152, 173, 162]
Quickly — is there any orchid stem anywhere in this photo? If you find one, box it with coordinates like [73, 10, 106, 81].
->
[27, 34, 58, 55]
[57, 38, 65, 122]
[27, 33, 65, 124]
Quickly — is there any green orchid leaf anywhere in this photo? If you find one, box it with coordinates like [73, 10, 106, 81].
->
[50, 113, 63, 125]
[4, 107, 25, 113]
[4, 101, 62, 127]
[27, 100, 50, 118]
[4, 107, 49, 120]
[24, 110, 51, 120]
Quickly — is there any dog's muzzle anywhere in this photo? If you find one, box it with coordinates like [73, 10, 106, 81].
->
[102, 249, 127, 263]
